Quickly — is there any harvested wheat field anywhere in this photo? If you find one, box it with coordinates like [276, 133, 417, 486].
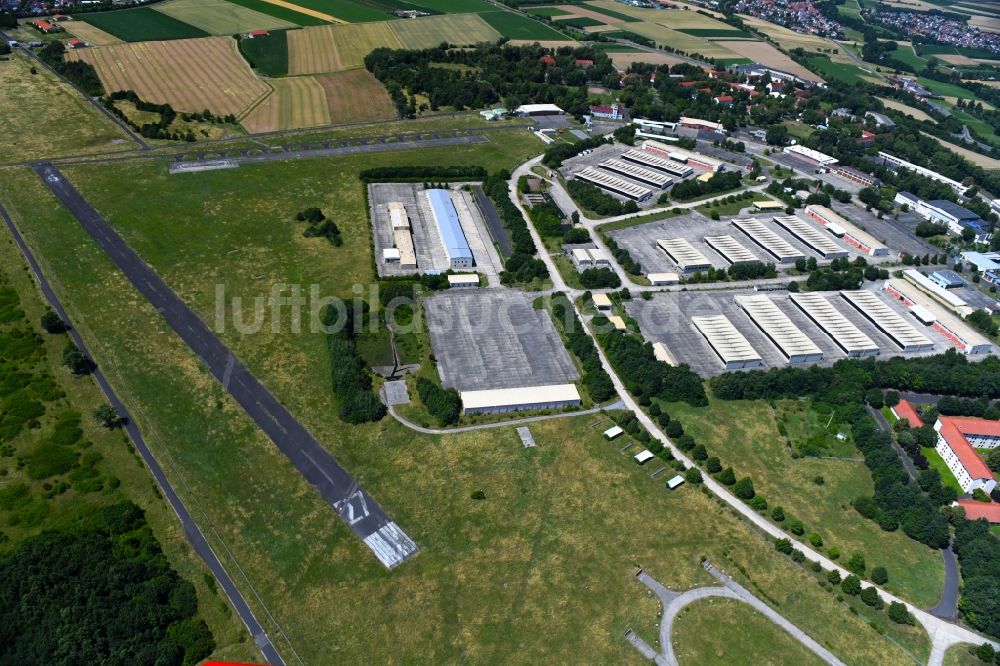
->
[544, 5, 618, 24]
[938, 53, 1000, 66]
[288, 22, 401, 74]
[67, 36, 270, 116]
[242, 76, 330, 133]
[625, 22, 738, 58]
[389, 14, 500, 49]
[922, 132, 1000, 170]
[64, 21, 123, 45]
[507, 39, 580, 47]
[317, 69, 395, 123]
[609, 50, 686, 69]
[715, 40, 823, 82]
[878, 97, 932, 122]
[971, 15, 1000, 33]
[154, 0, 297, 35]
[739, 15, 829, 51]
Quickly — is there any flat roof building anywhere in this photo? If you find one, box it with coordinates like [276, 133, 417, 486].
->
[641, 140, 725, 172]
[789, 292, 880, 357]
[447, 274, 479, 288]
[839, 289, 934, 352]
[652, 341, 677, 365]
[575, 167, 652, 201]
[900, 270, 969, 314]
[620, 149, 693, 178]
[771, 215, 849, 259]
[731, 218, 804, 263]
[805, 205, 889, 257]
[593, 293, 612, 311]
[604, 425, 624, 439]
[934, 416, 1000, 493]
[692, 314, 764, 370]
[834, 165, 881, 188]
[930, 270, 966, 290]
[461, 383, 581, 414]
[752, 200, 784, 212]
[885, 279, 990, 355]
[599, 159, 672, 189]
[735, 294, 823, 363]
[515, 103, 564, 116]
[425, 189, 474, 269]
[634, 450, 655, 464]
[657, 238, 712, 273]
[783, 144, 838, 167]
[704, 235, 758, 265]
[607, 315, 627, 331]
[388, 201, 410, 229]
[647, 272, 680, 285]
[879, 152, 969, 195]
[392, 228, 417, 269]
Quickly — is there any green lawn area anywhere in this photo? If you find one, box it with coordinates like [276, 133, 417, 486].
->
[918, 77, 980, 100]
[803, 56, 869, 84]
[944, 642, 987, 666]
[663, 392, 945, 609]
[526, 6, 571, 16]
[924, 446, 972, 495]
[889, 44, 928, 71]
[222, 0, 328, 25]
[0, 158, 929, 664]
[82, 6, 209, 41]
[947, 105, 1000, 148]
[838, 0, 862, 19]
[479, 10, 572, 40]
[239, 29, 289, 77]
[0, 119, 936, 664]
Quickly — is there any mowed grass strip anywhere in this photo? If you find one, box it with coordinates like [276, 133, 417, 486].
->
[67, 37, 271, 117]
[287, 22, 402, 74]
[81, 7, 209, 42]
[221, 0, 329, 25]
[0, 53, 133, 164]
[389, 13, 500, 49]
[478, 10, 572, 41]
[154, 0, 298, 34]
[241, 76, 331, 132]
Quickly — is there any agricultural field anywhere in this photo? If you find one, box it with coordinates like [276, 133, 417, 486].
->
[970, 14, 1000, 33]
[878, 96, 933, 121]
[63, 21, 123, 46]
[286, 0, 393, 22]
[608, 50, 687, 69]
[0, 140, 931, 663]
[663, 393, 945, 609]
[154, 0, 298, 34]
[67, 37, 271, 117]
[889, 41, 930, 70]
[922, 132, 1000, 169]
[0, 189, 257, 666]
[617, 22, 739, 58]
[389, 13, 501, 49]
[81, 7, 209, 42]
[223, 0, 329, 25]
[240, 29, 290, 77]
[576, 2, 640, 22]
[479, 10, 572, 41]
[526, 6, 571, 17]
[804, 55, 869, 84]
[739, 14, 833, 52]
[0, 53, 133, 164]
[242, 69, 395, 132]
[716, 40, 823, 82]
[405, 0, 494, 12]
[287, 22, 402, 74]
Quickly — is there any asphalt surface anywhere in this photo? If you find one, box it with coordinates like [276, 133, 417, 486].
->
[33, 163, 418, 570]
[472, 184, 512, 257]
[0, 201, 285, 665]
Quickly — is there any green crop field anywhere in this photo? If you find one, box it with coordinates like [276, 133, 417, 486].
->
[409, 0, 494, 12]
[479, 10, 571, 40]
[0, 143, 930, 663]
[663, 392, 945, 610]
[82, 7, 209, 42]
[390, 13, 501, 49]
[291, 0, 394, 22]
[240, 29, 290, 76]
[155, 0, 298, 34]
[526, 6, 571, 16]
[579, 2, 640, 22]
[680, 27, 753, 38]
[804, 55, 869, 84]
[222, 0, 328, 25]
[918, 76, 980, 100]
[556, 16, 603, 27]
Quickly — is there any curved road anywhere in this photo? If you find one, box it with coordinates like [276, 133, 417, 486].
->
[386, 401, 622, 435]
[0, 201, 284, 665]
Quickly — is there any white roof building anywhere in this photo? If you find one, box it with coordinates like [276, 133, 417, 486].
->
[460, 384, 581, 414]
[735, 294, 823, 363]
[515, 103, 565, 116]
[634, 450, 655, 464]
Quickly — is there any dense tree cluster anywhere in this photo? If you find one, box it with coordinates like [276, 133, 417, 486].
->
[566, 180, 638, 216]
[954, 517, 1000, 637]
[483, 170, 548, 285]
[38, 42, 103, 97]
[358, 166, 486, 183]
[541, 136, 609, 169]
[322, 302, 386, 424]
[669, 171, 742, 202]
[595, 326, 706, 406]
[601, 237, 642, 275]
[0, 502, 214, 665]
[579, 268, 621, 289]
[550, 293, 615, 403]
[416, 377, 461, 425]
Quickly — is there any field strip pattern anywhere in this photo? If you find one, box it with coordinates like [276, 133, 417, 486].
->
[288, 23, 402, 74]
[67, 36, 271, 116]
[33, 162, 419, 570]
[315, 70, 396, 124]
[260, 0, 343, 23]
[154, 0, 298, 34]
[715, 40, 823, 82]
[388, 13, 501, 49]
[242, 76, 332, 133]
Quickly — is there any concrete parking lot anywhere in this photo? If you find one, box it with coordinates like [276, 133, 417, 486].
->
[626, 285, 954, 376]
[424, 290, 579, 391]
[828, 201, 936, 259]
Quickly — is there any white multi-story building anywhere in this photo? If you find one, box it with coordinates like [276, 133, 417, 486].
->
[934, 416, 1000, 493]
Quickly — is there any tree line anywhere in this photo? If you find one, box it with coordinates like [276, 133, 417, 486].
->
[483, 170, 549, 285]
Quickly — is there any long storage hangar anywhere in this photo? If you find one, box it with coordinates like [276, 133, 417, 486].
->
[426, 189, 474, 269]
[642, 140, 725, 172]
[620, 149, 694, 178]
[901, 269, 972, 316]
[771, 215, 849, 260]
[599, 159, 672, 189]
[805, 205, 889, 257]
[839, 290, 934, 352]
[692, 314, 763, 370]
[735, 295, 824, 363]
[575, 167, 652, 201]
[704, 235, 758, 265]
[731, 218, 804, 263]
[657, 238, 712, 273]
[789, 292, 880, 358]
[387, 202, 417, 269]
[460, 384, 582, 415]
[884, 280, 992, 355]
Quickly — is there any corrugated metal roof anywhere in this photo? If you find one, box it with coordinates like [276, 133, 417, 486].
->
[460, 384, 581, 410]
[426, 189, 473, 262]
[736, 295, 823, 360]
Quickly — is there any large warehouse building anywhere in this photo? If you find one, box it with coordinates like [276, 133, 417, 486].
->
[805, 205, 889, 257]
[425, 189, 474, 269]
[386, 202, 417, 269]
[735, 295, 824, 363]
[657, 238, 712, 273]
[782, 145, 838, 168]
[460, 384, 581, 414]
[692, 314, 763, 369]
[771, 215, 849, 259]
[641, 140, 725, 172]
[575, 167, 652, 201]
[883, 279, 991, 355]
[879, 152, 969, 195]
[789, 292, 880, 358]
[621, 149, 693, 178]
[839, 289, 934, 352]
[731, 218, 804, 263]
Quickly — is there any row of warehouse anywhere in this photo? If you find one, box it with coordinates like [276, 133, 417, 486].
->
[381, 189, 475, 271]
[571, 141, 720, 202]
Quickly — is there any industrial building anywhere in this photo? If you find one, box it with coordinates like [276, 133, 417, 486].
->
[460, 384, 582, 414]
[782, 145, 838, 168]
[691, 314, 764, 369]
[652, 341, 677, 365]
[704, 235, 759, 265]
[934, 416, 1000, 493]
[574, 167, 653, 201]
[647, 272, 680, 286]
[884, 279, 990, 355]
[789, 292, 880, 358]
[641, 140, 725, 172]
[620, 149, 693, 178]
[731, 218, 804, 263]
[735, 295, 824, 363]
[447, 274, 480, 288]
[771, 215, 849, 259]
[833, 165, 881, 188]
[805, 205, 889, 257]
[839, 289, 934, 352]
[894, 192, 985, 236]
[752, 200, 784, 213]
[570, 247, 611, 269]
[386, 202, 417, 269]
[514, 103, 564, 116]
[679, 116, 726, 133]
[593, 293, 612, 311]
[930, 270, 966, 290]
[962, 251, 1000, 284]
[900, 269, 970, 316]
[657, 238, 712, 273]
[599, 159, 672, 189]
[425, 190, 474, 269]
[879, 152, 969, 195]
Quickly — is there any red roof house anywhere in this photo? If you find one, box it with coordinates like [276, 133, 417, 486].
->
[891, 400, 923, 429]
[66, 38, 85, 49]
[713, 95, 733, 105]
[539, 55, 556, 66]
[575, 59, 594, 68]
[248, 30, 270, 38]
[956, 499, 1000, 523]
[934, 415, 1000, 492]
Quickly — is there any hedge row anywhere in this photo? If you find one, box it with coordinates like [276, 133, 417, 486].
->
[550, 293, 614, 403]
[358, 166, 486, 183]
